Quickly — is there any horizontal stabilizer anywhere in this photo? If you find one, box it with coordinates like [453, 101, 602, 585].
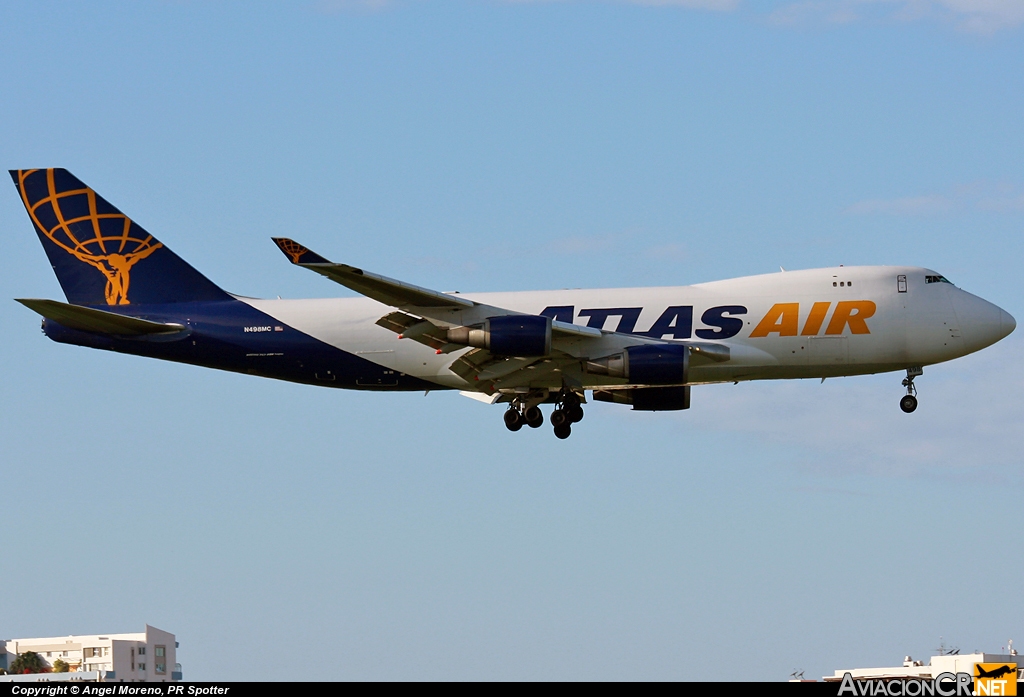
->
[16, 298, 186, 336]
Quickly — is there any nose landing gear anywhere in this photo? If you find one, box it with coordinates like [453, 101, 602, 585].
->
[900, 367, 922, 413]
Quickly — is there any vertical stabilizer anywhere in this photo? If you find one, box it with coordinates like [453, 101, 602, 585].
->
[10, 168, 231, 306]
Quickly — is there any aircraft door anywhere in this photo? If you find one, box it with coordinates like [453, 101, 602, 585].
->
[893, 274, 909, 363]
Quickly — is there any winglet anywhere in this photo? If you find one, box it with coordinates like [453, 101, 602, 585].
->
[272, 237, 332, 265]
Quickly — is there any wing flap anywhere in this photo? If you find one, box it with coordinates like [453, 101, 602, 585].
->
[449, 348, 493, 381]
[375, 310, 422, 334]
[375, 311, 463, 352]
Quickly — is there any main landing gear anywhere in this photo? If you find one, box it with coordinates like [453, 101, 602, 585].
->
[900, 367, 923, 413]
[503, 404, 543, 431]
[549, 391, 584, 440]
[503, 390, 584, 438]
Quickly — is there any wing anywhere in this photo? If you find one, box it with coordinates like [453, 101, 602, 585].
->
[271, 238, 729, 392]
[272, 237, 603, 341]
[272, 237, 475, 311]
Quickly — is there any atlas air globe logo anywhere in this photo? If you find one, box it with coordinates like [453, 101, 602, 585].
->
[276, 238, 312, 265]
[15, 168, 163, 306]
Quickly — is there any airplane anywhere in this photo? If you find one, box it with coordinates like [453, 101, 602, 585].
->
[10, 168, 1016, 439]
[974, 665, 1017, 680]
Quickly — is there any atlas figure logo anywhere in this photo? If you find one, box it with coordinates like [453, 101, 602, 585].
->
[13, 169, 163, 306]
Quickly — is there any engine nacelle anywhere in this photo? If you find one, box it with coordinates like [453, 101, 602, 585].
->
[447, 314, 552, 357]
[593, 386, 690, 411]
[585, 344, 688, 385]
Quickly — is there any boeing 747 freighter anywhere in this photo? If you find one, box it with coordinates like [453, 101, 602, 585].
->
[11, 169, 1015, 438]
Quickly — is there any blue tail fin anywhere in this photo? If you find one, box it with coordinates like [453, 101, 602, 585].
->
[10, 169, 231, 306]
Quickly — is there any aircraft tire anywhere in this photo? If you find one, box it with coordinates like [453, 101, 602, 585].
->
[550, 409, 569, 428]
[567, 404, 584, 423]
[504, 409, 524, 431]
[524, 406, 544, 428]
[900, 395, 918, 413]
[553, 423, 571, 440]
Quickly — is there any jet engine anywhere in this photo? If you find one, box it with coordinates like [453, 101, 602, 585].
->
[585, 344, 688, 385]
[447, 314, 552, 357]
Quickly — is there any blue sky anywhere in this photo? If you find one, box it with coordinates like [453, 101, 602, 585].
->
[1, 0, 1022, 681]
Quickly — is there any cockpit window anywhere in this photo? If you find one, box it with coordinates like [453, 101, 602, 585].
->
[925, 275, 953, 285]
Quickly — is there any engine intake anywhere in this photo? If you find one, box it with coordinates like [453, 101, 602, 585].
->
[447, 314, 552, 357]
[585, 344, 688, 385]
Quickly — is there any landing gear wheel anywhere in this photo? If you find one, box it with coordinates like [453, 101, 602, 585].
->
[550, 409, 568, 428]
[524, 406, 544, 428]
[900, 367, 922, 414]
[553, 423, 572, 440]
[504, 408, 524, 431]
[566, 404, 584, 424]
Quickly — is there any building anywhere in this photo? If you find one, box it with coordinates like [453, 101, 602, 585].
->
[0, 625, 181, 682]
[824, 644, 1020, 682]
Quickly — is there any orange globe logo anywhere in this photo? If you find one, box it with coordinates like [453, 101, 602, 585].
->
[15, 169, 162, 305]
[275, 238, 312, 265]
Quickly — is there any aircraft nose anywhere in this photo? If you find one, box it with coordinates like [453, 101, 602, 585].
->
[953, 291, 1014, 353]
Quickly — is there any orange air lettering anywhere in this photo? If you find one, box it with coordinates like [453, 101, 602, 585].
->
[750, 303, 800, 337]
[801, 302, 831, 336]
[825, 300, 876, 335]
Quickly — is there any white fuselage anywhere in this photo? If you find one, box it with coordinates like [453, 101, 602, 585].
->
[241, 265, 1015, 390]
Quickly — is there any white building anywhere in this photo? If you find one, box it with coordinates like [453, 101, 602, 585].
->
[825, 648, 1020, 682]
[0, 625, 180, 682]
